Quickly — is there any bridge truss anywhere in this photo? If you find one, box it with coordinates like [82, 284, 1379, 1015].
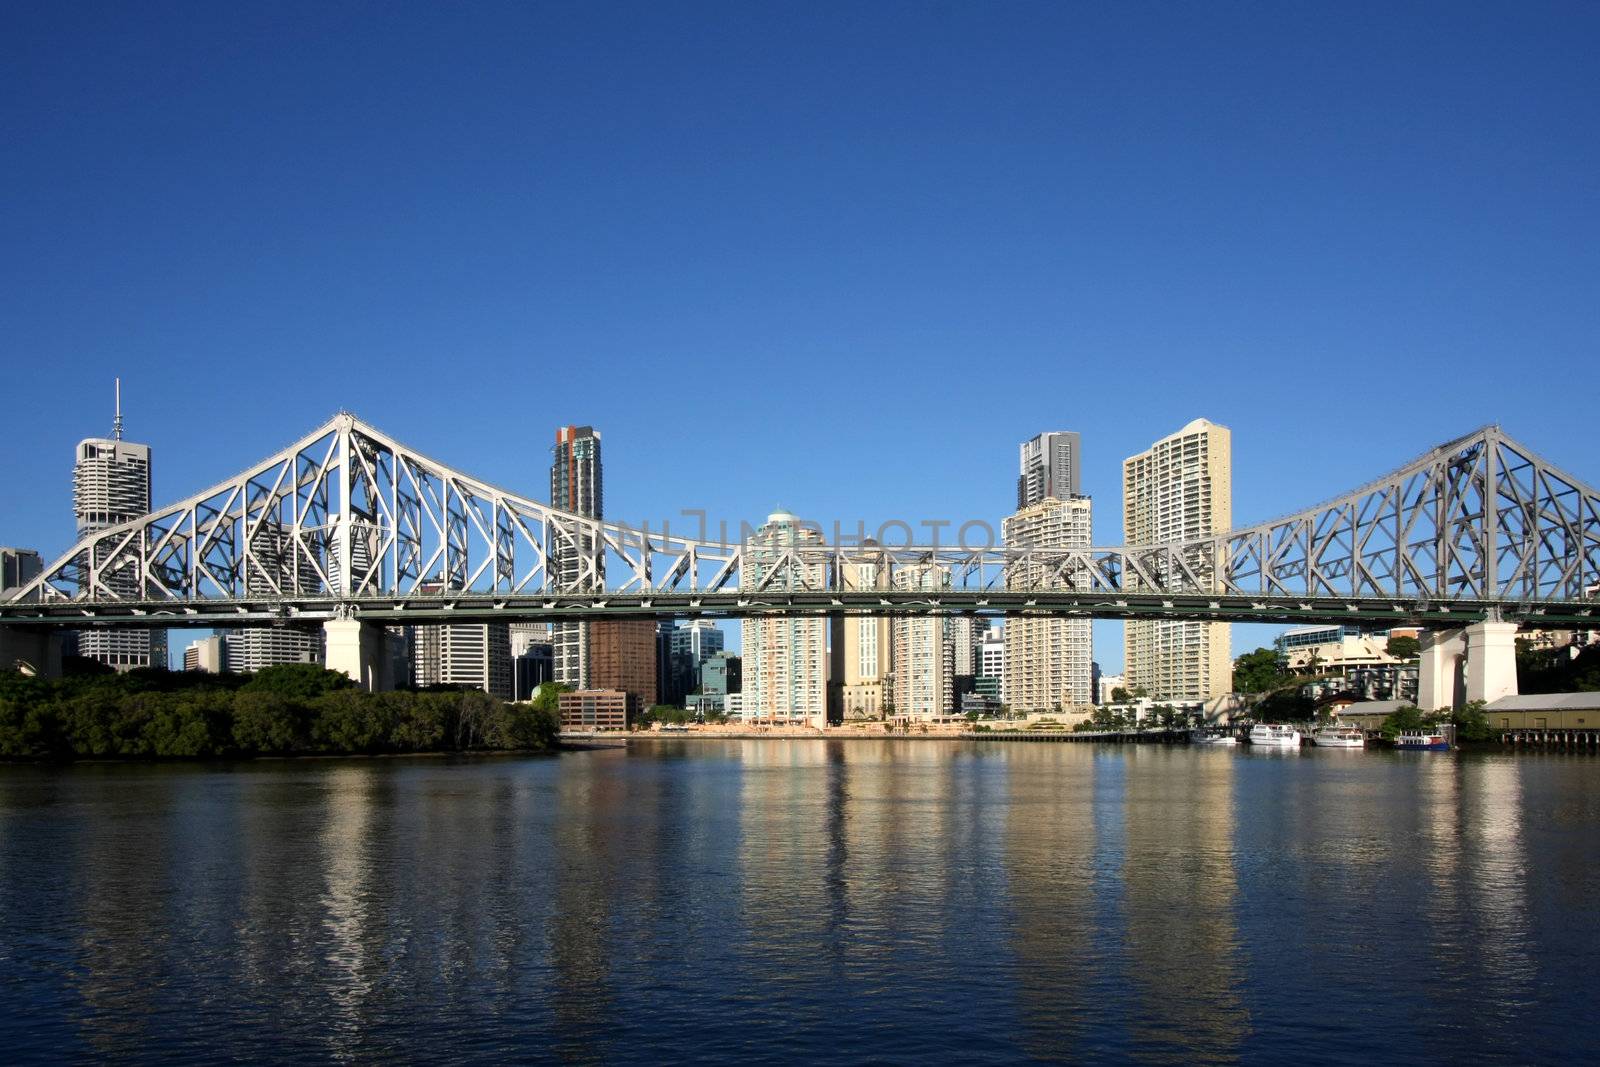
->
[2, 415, 1597, 629]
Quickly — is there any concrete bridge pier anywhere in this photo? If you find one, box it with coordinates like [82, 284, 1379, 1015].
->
[1417, 620, 1519, 711]
[323, 619, 395, 691]
[0, 627, 63, 678]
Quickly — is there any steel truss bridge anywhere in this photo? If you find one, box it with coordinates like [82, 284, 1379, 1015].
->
[2, 414, 1598, 632]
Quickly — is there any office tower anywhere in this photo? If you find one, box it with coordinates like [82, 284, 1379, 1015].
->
[700, 652, 742, 702]
[510, 621, 556, 700]
[0, 547, 42, 594]
[1018, 431, 1082, 509]
[1122, 418, 1232, 700]
[741, 510, 828, 725]
[223, 523, 322, 670]
[890, 563, 956, 719]
[828, 541, 891, 721]
[71, 381, 166, 670]
[411, 621, 513, 699]
[661, 620, 723, 705]
[549, 425, 602, 687]
[1003, 496, 1095, 712]
[588, 619, 656, 709]
[183, 636, 225, 673]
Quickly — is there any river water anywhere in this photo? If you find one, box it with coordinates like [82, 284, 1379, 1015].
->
[1, 741, 1596, 1064]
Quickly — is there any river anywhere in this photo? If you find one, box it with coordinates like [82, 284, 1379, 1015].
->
[1, 741, 1596, 1064]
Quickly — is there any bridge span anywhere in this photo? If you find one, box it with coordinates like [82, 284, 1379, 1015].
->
[2, 413, 1596, 703]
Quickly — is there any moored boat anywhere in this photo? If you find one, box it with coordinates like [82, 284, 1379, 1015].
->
[1189, 726, 1239, 746]
[1311, 724, 1366, 748]
[1395, 729, 1450, 751]
[1248, 723, 1302, 747]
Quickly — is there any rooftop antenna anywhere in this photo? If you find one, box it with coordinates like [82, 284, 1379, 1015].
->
[112, 377, 123, 441]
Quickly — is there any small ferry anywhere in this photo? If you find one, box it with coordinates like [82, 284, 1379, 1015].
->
[1189, 725, 1239, 746]
[1311, 724, 1366, 749]
[1248, 723, 1302, 748]
[1395, 729, 1450, 752]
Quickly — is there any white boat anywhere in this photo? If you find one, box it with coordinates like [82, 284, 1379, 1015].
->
[1311, 724, 1366, 748]
[1189, 726, 1239, 746]
[1248, 723, 1302, 747]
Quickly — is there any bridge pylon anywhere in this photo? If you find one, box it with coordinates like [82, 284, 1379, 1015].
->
[1417, 621, 1519, 712]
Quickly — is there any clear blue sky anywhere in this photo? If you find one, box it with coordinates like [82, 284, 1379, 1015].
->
[2, 2, 1596, 670]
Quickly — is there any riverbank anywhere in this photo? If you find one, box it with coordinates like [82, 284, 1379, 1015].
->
[0, 664, 559, 761]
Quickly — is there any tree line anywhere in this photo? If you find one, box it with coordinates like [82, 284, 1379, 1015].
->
[0, 662, 559, 761]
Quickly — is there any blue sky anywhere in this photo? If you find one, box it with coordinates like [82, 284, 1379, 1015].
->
[2, 2, 1596, 670]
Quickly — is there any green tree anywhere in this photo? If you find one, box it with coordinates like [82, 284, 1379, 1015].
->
[243, 663, 355, 702]
[1451, 699, 1494, 744]
[1379, 704, 1427, 741]
[1385, 635, 1421, 660]
[1233, 647, 1284, 693]
[231, 690, 309, 754]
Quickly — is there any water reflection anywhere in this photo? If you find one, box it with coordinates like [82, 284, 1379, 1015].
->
[2, 747, 1599, 1064]
[1121, 748, 1246, 1063]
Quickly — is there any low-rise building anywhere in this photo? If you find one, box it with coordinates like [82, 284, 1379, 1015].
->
[559, 689, 637, 731]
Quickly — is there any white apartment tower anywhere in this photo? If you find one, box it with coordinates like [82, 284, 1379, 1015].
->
[1122, 418, 1232, 700]
[890, 563, 956, 719]
[829, 543, 892, 721]
[741, 511, 828, 726]
[72, 381, 166, 670]
[1002, 496, 1095, 712]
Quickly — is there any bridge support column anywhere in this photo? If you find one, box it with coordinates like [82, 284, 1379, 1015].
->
[323, 619, 394, 692]
[0, 627, 63, 678]
[1417, 628, 1467, 712]
[1464, 621, 1519, 706]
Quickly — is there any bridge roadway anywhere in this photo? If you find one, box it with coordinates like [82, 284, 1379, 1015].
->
[1, 589, 1596, 629]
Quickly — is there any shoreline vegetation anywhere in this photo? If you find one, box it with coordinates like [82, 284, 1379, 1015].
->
[0, 662, 558, 762]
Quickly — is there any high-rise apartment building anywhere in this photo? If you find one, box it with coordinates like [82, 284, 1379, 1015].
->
[71, 382, 166, 670]
[741, 511, 828, 725]
[1122, 418, 1232, 700]
[1003, 496, 1095, 712]
[891, 563, 956, 719]
[549, 425, 602, 687]
[828, 543, 892, 721]
[1018, 431, 1082, 509]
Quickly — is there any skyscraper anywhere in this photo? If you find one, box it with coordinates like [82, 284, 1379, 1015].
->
[1122, 418, 1232, 700]
[412, 622, 513, 699]
[828, 541, 892, 721]
[1018, 431, 1082, 509]
[549, 425, 602, 686]
[661, 620, 724, 705]
[72, 381, 166, 670]
[1003, 496, 1095, 712]
[221, 522, 323, 671]
[891, 563, 956, 719]
[741, 510, 828, 725]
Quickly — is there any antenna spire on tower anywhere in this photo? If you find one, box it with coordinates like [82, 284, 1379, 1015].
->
[113, 378, 123, 440]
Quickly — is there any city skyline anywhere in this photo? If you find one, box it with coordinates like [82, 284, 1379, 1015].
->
[5, 397, 1596, 677]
